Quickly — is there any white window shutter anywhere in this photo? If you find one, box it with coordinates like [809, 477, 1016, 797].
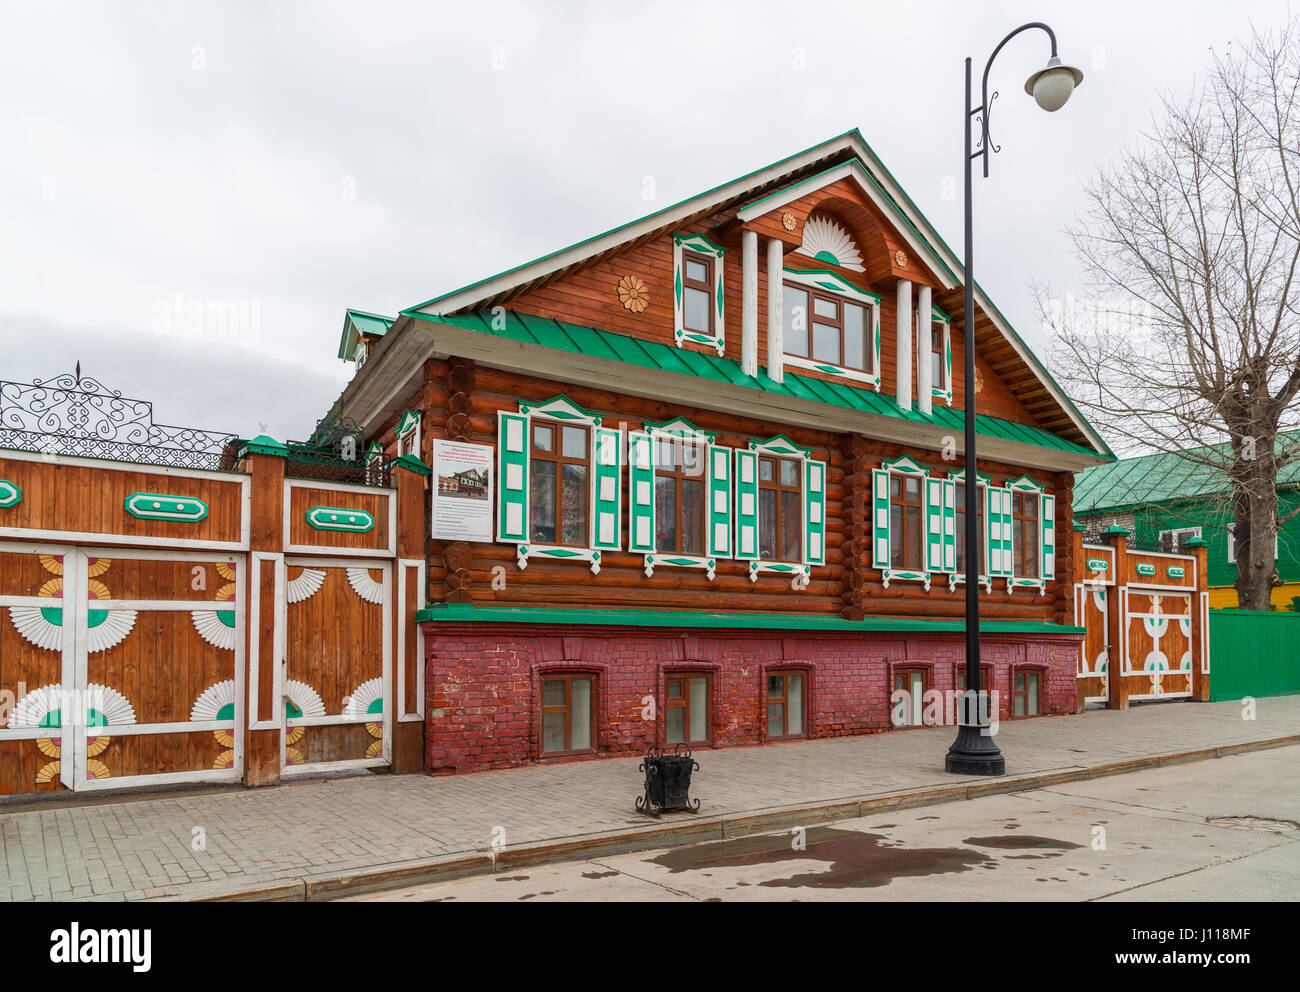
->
[706, 444, 733, 559]
[497, 411, 529, 542]
[804, 459, 826, 566]
[734, 449, 760, 560]
[628, 431, 655, 554]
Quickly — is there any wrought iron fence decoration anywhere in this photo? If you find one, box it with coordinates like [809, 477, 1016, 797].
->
[0, 366, 236, 471]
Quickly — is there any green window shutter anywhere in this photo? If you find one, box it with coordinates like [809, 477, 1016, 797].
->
[943, 325, 952, 396]
[988, 486, 1012, 577]
[1041, 492, 1056, 581]
[734, 449, 760, 560]
[804, 459, 826, 566]
[497, 411, 529, 542]
[592, 426, 622, 552]
[706, 444, 733, 559]
[871, 469, 890, 569]
[628, 431, 655, 554]
[942, 478, 957, 572]
[925, 477, 944, 571]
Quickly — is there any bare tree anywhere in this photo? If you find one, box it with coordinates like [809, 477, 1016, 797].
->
[1043, 20, 1300, 610]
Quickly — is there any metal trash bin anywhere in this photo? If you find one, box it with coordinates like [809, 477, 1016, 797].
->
[635, 744, 701, 817]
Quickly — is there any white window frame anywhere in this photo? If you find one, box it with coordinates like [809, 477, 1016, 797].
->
[632, 417, 725, 581]
[741, 434, 825, 590]
[949, 469, 992, 594]
[673, 233, 726, 355]
[876, 455, 933, 591]
[497, 395, 622, 574]
[1004, 475, 1051, 595]
[923, 305, 953, 405]
[395, 409, 420, 459]
[1226, 523, 1279, 562]
[780, 267, 882, 390]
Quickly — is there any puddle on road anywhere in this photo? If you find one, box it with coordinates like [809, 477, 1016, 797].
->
[645, 826, 994, 889]
[962, 835, 1082, 851]
[581, 870, 619, 879]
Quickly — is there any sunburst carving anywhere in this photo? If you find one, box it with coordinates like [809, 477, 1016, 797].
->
[794, 215, 864, 272]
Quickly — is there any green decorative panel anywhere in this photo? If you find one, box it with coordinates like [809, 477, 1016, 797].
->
[1167, 565, 1186, 579]
[497, 411, 530, 542]
[0, 480, 21, 508]
[124, 492, 208, 522]
[306, 506, 375, 533]
[871, 469, 890, 569]
[1086, 558, 1109, 572]
[1135, 562, 1156, 577]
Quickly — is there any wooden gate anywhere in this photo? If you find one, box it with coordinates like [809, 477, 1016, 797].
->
[281, 557, 391, 775]
[1, 543, 243, 793]
[1072, 530, 1209, 707]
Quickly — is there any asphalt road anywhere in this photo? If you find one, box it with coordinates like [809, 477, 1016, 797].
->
[347, 746, 1300, 901]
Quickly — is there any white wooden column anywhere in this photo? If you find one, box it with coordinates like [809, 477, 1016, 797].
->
[766, 237, 784, 382]
[916, 284, 933, 415]
[895, 278, 913, 412]
[741, 229, 759, 377]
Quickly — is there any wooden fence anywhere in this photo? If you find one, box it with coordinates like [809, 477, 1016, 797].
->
[1072, 526, 1210, 708]
[1207, 609, 1300, 701]
[0, 396, 428, 796]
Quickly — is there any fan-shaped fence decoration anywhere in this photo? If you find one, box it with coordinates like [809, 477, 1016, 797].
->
[287, 567, 327, 604]
[287, 725, 305, 745]
[9, 683, 69, 729]
[213, 750, 235, 770]
[215, 561, 237, 581]
[86, 759, 111, 780]
[346, 568, 384, 605]
[794, 215, 865, 272]
[37, 554, 113, 577]
[191, 584, 238, 651]
[343, 676, 384, 738]
[190, 679, 238, 747]
[284, 746, 305, 766]
[35, 761, 59, 784]
[9, 578, 136, 654]
[284, 679, 325, 720]
[617, 274, 649, 313]
[365, 739, 383, 759]
[85, 683, 136, 728]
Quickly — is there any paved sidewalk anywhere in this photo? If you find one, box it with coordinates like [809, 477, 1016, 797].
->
[1, 697, 1296, 901]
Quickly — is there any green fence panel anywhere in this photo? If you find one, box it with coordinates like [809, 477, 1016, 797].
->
[1208, 609, 1300, 701]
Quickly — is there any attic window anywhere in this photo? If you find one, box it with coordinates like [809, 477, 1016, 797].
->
[672, 233, 725, 355]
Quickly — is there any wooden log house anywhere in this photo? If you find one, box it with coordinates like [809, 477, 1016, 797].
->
[327, 129, 1116, 772]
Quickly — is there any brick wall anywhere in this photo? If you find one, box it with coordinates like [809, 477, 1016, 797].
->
[422, 622, 1083, 774]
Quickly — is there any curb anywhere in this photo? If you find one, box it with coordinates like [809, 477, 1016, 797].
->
[173, 733, 1300, 902]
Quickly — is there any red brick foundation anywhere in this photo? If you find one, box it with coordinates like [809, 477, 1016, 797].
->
[422, 622, 1083, 774]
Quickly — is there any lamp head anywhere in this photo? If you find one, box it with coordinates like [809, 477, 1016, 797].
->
[1024, 55, 1083, 112]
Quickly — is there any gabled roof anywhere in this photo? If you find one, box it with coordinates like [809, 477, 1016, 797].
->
[1075, 431, 1300, 513]
[406, 309, 1100, 461]
[336, 309, 395, 361]
[402, 128, 1109, 457]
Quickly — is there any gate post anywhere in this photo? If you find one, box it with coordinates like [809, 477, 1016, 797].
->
[238, 436, 288, 787]
[1103, 525, 1130, 711]
[1073, 521, 1087, 711]
[1186, 536, 1210, 701]
[391, 454, 430, 774]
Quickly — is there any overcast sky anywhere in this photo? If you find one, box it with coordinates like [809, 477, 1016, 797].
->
[1, 0, 1292, 442]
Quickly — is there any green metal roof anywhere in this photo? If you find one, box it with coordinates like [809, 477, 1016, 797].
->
[336, 308, 395, 360]
[1074, 431, 1300, 512]
[404, 308, 1102, 460]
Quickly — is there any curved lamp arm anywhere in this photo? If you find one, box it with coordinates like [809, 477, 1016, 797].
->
[973, 21, 1059, 177]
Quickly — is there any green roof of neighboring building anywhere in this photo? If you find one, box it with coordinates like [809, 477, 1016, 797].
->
[1074, 431, 1300, 513]
[403, 308, 1104, 460]
[337, 308, 395, 360]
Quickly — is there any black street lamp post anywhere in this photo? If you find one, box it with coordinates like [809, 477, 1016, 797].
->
[945, 23, 1083, 776]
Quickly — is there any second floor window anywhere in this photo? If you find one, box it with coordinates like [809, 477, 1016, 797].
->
[783, 284, 870, 372]
[955, 482, 986, 574]
[654, 437, 705, 555]
[889, 474, 924, 570]
[758, 455, 802, 561]
[530, 422, 589, 547]
[1011, 491, 1039, 579]
[682, 252, 715, 336]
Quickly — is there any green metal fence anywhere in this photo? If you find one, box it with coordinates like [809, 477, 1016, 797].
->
[1209, 609, 1300, 701]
